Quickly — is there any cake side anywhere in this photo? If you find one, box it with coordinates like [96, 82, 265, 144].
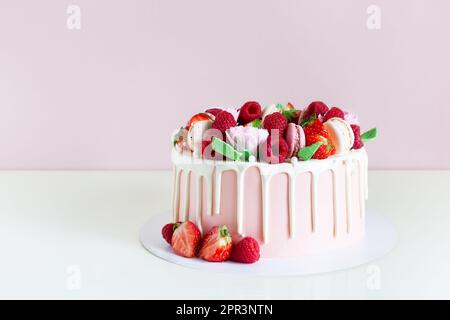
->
[171, 148, 368, 258]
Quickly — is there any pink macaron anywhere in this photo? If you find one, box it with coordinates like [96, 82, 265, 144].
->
[285, 123, 306, 158]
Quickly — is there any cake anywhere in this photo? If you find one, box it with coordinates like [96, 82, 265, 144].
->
[165, 101, 376, 262]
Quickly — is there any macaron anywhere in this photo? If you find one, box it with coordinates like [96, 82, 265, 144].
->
[285, 123, 306, 158]
[323, 118, 355, 155]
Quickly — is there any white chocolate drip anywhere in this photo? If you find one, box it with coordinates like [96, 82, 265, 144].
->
[171, 148, 368, 242]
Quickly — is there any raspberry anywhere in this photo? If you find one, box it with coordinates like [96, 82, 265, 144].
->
[300, 101, 329, 124]
[211, 111, 237, 133]
[205, 108, 222, 117]
[323, 107, 345, 122]
[238, 101, 262, 124]
[231, 237, 260, 264]
[351, 124, 364, 149]
[263, 112, 288, 136]
[201, 139, 218, 159]
[263, 135, 289, 164]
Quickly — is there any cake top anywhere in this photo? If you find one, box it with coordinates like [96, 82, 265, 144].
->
[172, 101, 376, 164]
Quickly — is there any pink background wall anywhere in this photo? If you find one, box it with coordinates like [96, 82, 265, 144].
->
[0, 0, 449, 170]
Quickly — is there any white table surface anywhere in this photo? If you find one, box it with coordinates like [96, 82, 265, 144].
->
[0, 170, 449, 300]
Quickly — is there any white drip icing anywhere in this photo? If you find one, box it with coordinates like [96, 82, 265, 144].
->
[236, 169, 246, 235]
[171, 167, 181, 222]
[288, 174, 296, 239]
[213, 167, 222, 215]
[310, 172, 318, 233]
[261, 174, 271, 244]
[331, 168, 339, 237]
[183, 170, 191, 221]
[344, 160, 352, 233]
[171, 148, 368, 243]
[195, 175, 203, 233]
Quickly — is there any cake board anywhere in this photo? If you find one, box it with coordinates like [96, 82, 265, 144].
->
[139, 211, 396, 277]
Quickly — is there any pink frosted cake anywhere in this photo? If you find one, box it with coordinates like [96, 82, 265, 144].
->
[166, 101, 376, 262]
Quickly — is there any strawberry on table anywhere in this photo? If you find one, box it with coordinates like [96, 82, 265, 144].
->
[161, 222, 180, 245]
[171, 221, 201, 258]
[198, 225, 233, 262]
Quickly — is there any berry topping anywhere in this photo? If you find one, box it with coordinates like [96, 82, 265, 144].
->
[263, 112, 288, 136]
[186, 113, 212, 130]
[238, 101, 262, 124]
[351, 124, 364, 150]
[161, 223, 179, 245]
[323, 107, 345, 122]
[205, 108, 222, 117]
[299, 101, 329, 124]
[171, 221, 201, 258]
[304, 118, 335, 159]
[231, 237, 260, 264]
[211, 111, 237, 134]
[262, 135, 289, 164]
[198, 225, 233, 262]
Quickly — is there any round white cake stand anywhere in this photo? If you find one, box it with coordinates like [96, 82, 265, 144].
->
[139, 211, 396, 277]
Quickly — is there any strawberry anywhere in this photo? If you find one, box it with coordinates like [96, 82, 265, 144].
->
[198, 225, 233, 262]
[304, 118, 335, 159]
[161, 222, 180, 245]
[171, 221, 201, 258]
[231, 237, 260, 264]
[186, 113, 212, 130]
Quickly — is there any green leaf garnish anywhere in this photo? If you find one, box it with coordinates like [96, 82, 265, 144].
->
[276, 103, 284, 111]
[282, 109, 298, 122]
[298, 142, 323, 161]
[301, 114, 318, 127]
[361, 128, 377, 142]
[241, 149, 251, 161]
[249, 119, 262, 128]
[211, 137, 253, 161]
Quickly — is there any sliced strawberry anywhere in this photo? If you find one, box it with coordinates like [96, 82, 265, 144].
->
[186, 113, 212, 130]
[198, 225, 233, 262]
[161, 222, 180, 245]
[171, 221, 201, 258]
[304, 118, 335, 159]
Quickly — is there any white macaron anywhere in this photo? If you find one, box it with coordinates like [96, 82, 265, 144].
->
[323, 118, 355, 155]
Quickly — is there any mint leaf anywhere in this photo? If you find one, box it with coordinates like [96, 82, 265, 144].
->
[361, 127, 377, 142]
[211, 137, 253, 161]
[249, 119, 262, 128]
[301, 114, 317, 127]
[282, 109, 298, 122]
[241, 149, 251, 161]
[298, 142, 323, 161]
[276, 103, 284, 111]
[211, 137, 242, 161]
